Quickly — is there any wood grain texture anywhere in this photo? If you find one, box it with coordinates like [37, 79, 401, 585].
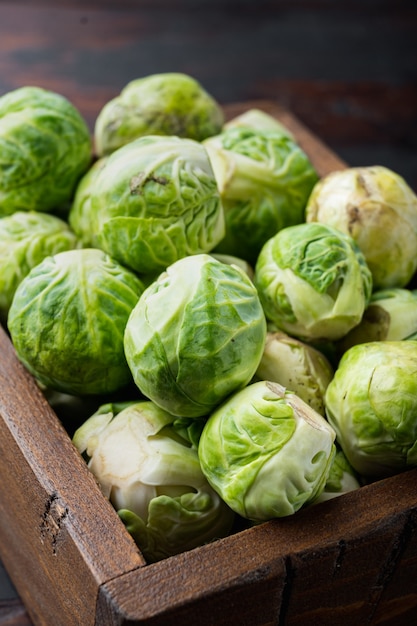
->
[0, 600, 32, 626]
[95, 470, 417, 625]
[0, 325, 145, 626]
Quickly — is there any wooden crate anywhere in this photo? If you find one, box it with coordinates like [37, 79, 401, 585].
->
[0, 103, 417, 626]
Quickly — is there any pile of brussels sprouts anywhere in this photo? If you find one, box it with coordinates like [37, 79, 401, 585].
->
[2, 73, 417, 563]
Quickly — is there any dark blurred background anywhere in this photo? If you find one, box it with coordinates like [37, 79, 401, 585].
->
[0, 0, 416, 188]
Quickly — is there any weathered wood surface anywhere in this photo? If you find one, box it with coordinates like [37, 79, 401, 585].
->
[95, 471, 417, 626]
[0, 0, 416, 187]
[0, 322, 145, 626]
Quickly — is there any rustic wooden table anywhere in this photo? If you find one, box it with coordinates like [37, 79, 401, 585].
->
[0, 0, 416, 188]
[0, 2, 416, 624]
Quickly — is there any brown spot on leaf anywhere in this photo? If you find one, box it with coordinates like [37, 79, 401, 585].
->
[347, 204, 361, 234]
[357, 172, 373, 197]
[130, 172, 169, 195]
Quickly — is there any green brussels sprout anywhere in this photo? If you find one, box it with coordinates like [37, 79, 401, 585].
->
[8, 248, 145, 396]
[254, 331, 334, 415]
[198, 381, 336, 522]
[204, 125, 318, 264]
[338, 287, 417, 354]
[306, 166, 417, 289]
[72, 401, 234, 562]
[224, 108, 294, 138]
[88, 135, 225, 274]
[254, 222, 373, 341]
[0, 86, 92, 217]
[210, 252, 254, 281]
[68, 157, 108, 247]
[0, 211, 78, 323]
[94, 72, 224, 157]
[324, 341, 417, 478]
[124, 254, 267, 418]
[314, 448, 361, 503]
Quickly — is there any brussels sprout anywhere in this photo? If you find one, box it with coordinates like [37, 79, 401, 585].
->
[68, 157, 108, 247]
[8, 248, 145, 396]
[224, 108, 294, 138]
[254, 331, 334, 415]
[94, 72, 224, 156]
[254, 222, 373, 341]
[338, 287, 417, 354]
[0, 211, 78, 323]
[198, 381, 336, 522]
[72, 401, 234, 562]
[324, 341, 417, 478]
[89, 135, 225, 274]
[210, 252, 254, 281]
[124, 254, 267, 418]
[0, 86, 92, 217]
[204, 126, 318, 264]
[305, 166, 417, 289]
[314, 448, 361, 503]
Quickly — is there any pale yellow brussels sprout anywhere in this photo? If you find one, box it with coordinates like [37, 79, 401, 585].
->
[338, 287, 417, 355]
[306, 165, 417, 289]
[255, 331, 334, 415]
[73, 400, 234, 562]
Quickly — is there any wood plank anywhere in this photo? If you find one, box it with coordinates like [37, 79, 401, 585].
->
[0, 326, 145, 626]
[95, 470, 417, 625]
[251, 79, 417, 145]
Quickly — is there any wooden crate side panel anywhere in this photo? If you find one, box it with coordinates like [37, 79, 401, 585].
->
[94, 469, 417, 625]
[284, 512, 417, 625]
[371, 509, 417, 625]
[0, 448, 99, 626]
[96, 537, 288, 626]
[0, 326, 145, 626]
